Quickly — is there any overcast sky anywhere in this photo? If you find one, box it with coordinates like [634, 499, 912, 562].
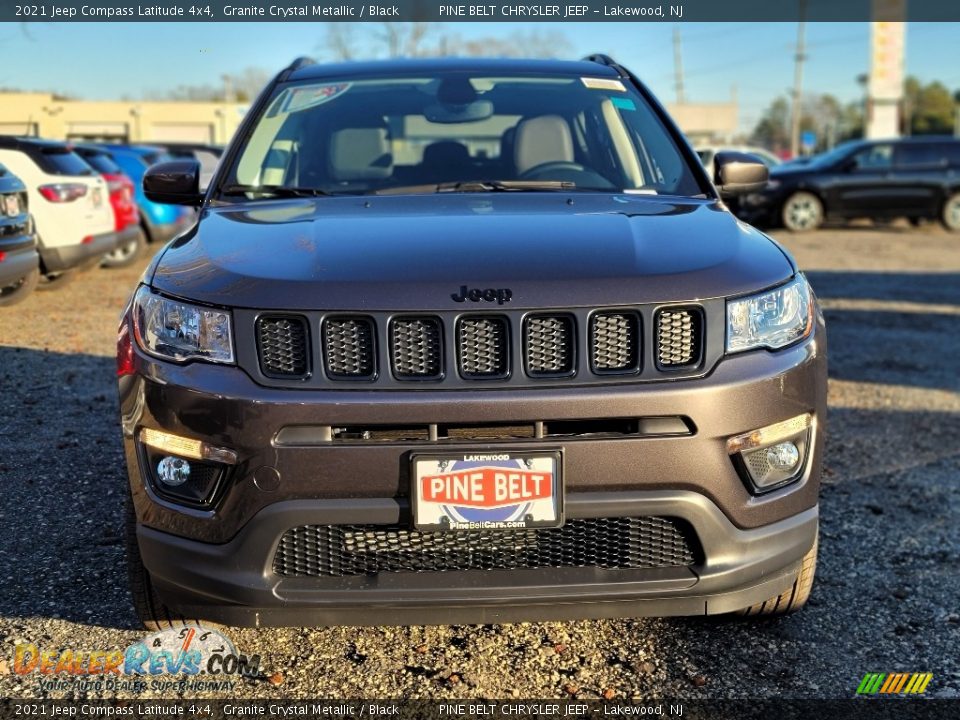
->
[1, 21, 958, 132]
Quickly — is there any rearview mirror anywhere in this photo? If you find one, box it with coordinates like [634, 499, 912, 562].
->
[713, 151, 769, 196]
[143, 160, 204, 206]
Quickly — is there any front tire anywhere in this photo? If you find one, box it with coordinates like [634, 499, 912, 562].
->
[102, 228, 147, 268]
[782, 191, 824, 232]
[0, 266, 40, 306]
[738, 537, 818, 616]
[941, 192, 960, 232]
[125, 492, 199, 630]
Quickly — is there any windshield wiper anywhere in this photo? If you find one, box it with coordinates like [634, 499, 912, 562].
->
[220, 184, 333, 198]
[436, 180, 576, 193]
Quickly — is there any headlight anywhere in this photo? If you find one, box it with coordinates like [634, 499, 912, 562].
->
[726, 274, 813, 353]
[133, 285, 234, 364]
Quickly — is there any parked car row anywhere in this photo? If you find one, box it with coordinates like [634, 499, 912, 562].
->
[0, 138, 218, 306]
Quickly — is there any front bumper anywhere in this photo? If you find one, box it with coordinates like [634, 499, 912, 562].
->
[736, 192, 780, 225]
[121, 319, 826, 625]
[139, 494, 818, 626]
[39, 231, 121, 273]
[0, 246, 39, 288]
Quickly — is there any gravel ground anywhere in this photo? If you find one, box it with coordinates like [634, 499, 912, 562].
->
[0, 222, 958, 700]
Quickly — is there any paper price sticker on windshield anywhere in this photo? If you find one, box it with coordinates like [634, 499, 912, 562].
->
[582, 77, 626, 91]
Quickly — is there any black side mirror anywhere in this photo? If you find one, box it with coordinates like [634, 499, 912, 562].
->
[713, 151, 769, 196]
[143, 160, 203, 206]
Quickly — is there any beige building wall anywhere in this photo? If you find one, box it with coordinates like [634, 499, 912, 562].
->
[667, 102, 738, 144]
[0, 93, 248, 145]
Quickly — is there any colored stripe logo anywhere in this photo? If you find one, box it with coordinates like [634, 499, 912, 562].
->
[857, 672, 933, 694]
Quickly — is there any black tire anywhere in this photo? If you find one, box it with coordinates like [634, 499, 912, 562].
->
[101, 228, 147, 268]
[738, 537, 818, 616]
[0, 266, 40, 306]
[37, 268, 78, 291]
[781, 191, 824, 232]
[125, 491, 200, 630]
[941, 192, 960, 232]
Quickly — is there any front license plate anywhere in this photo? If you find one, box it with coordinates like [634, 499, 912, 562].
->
[411, 451, 562, 532]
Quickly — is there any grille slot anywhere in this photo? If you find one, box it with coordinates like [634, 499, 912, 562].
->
[656, 307, 703, 369]
[457, 317, 509, 378]
[255, 315, 309, 378]
[591, 312, 640, 373]
[322, 317, 376, 379]
[390, 317, 443, 379]
[274, 516, 700, 577]
[525, 315, 575, 376]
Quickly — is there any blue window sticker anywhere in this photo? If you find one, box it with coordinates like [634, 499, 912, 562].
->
[611, 97, 636, 111]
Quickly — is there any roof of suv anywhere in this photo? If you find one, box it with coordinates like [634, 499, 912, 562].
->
[287, 57, 621, 82]
[0, 136, 71, 151]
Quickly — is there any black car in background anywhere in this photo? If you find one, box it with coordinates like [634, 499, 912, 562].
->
[739, 136, 960, 232]
[0, 162, 39, 306]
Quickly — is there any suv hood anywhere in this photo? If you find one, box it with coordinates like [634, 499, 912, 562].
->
[151, 194, 795, 311]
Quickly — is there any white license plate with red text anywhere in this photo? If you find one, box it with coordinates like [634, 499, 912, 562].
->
[411, 451, 562, 532]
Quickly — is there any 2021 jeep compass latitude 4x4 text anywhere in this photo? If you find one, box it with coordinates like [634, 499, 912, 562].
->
[118, 55, 826, 628]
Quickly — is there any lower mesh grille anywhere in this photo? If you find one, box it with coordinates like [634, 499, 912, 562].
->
[323, 317, 376, 379]
[255, 316, 309, 378]
[274, 517, 699, 577]
[656, 308, 702, 368]
[458, 317, 509, 378]
[525, 315, 575, 376]
[391, 317, 442, 379]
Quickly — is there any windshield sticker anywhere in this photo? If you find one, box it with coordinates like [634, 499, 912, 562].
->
[582, 77, 626, 92]
[611, 97, 637, 111]
[280, 83, 352, 113]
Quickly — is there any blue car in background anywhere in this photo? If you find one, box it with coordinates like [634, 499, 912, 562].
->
[97, 145, 195, 261]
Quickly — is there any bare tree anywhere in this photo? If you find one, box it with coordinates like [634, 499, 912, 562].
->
[320, 24, 571, 61]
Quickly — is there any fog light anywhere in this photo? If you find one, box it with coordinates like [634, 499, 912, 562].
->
[766, 442, 800, 471]
[156, 456, 191, 486]
[729, 414, 813, 493]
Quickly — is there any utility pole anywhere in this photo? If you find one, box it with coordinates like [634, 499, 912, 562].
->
[789, 1, 807, 157]
[673, 27, 686, 104]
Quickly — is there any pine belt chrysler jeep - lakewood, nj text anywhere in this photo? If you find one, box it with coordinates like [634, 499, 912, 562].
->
[117, 55, 826, 628]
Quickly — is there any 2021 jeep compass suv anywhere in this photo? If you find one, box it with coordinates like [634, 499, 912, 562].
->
[118, 56, 826, 628]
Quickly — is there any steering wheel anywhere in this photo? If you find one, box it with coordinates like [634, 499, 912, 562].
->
[518, 161, 587, 179]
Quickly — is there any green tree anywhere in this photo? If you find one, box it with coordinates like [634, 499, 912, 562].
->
[904, 76, 955, 135]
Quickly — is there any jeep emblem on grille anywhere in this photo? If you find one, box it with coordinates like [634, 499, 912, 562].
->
[451, 285, 513, 305]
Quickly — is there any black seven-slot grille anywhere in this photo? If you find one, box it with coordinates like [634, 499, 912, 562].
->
[273, 516, 700, 577]
[251, 307, 706, 385]
[655, 307, 703, 369]
[323, 317, 376, 378]
[391, 317, 443, 379]
[255, 316, 309, 378]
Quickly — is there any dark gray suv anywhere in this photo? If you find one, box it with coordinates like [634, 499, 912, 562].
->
[118, 55, 826, 628]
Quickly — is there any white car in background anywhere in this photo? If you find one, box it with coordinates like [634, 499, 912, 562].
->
[695, 145, 782, 181]
[0, 137, 120, 287]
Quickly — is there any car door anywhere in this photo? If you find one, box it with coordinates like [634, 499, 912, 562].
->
[893, 143, 949, 218]
[829, 143, 898, 217]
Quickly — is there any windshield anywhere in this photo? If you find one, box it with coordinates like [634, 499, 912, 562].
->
[222, 72, 704, 198]
[805, 141, 864, 170]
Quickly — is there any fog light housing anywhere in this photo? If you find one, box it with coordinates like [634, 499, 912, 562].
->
[156, 456, 190, 486]
[728, 414, 812, 493]
[139, 428, 235, 508]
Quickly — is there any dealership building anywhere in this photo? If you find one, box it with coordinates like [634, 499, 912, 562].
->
[0, 91, 737, 147]
[0, 92, 248, 145]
